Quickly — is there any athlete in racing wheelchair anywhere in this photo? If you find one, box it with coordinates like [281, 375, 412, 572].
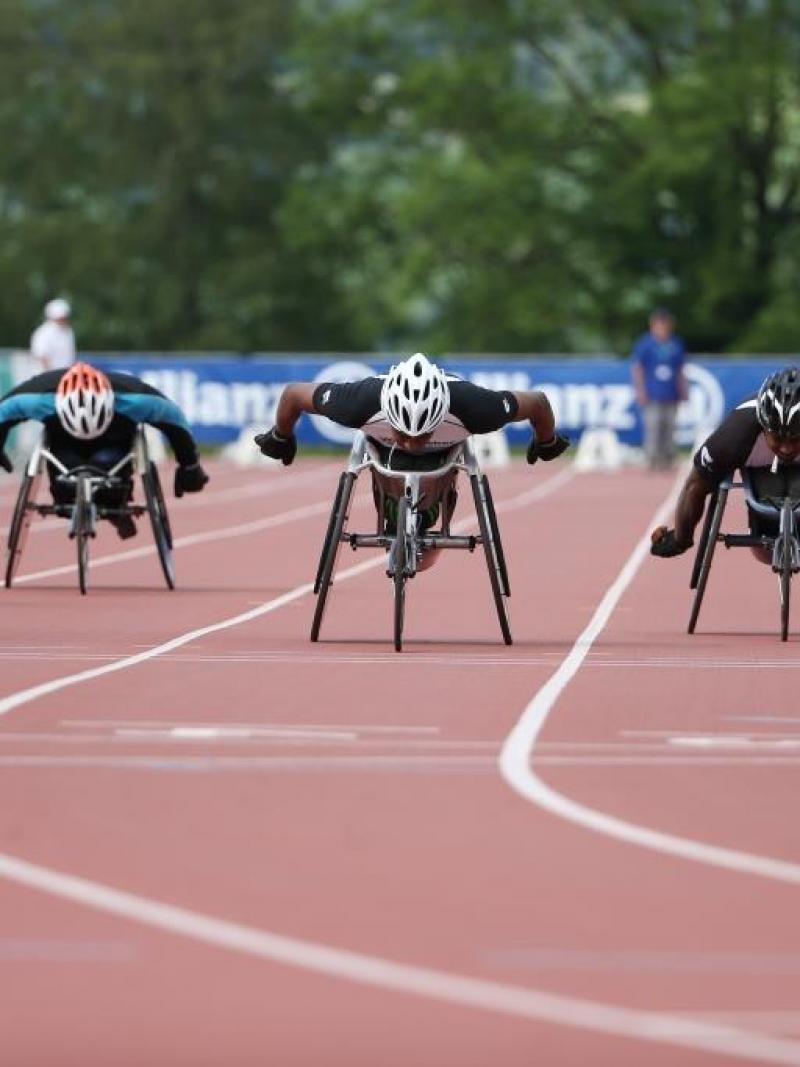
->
[0, 363, 209, 589]
[651, 366, 800, 639]
[254, 353, 569, 647]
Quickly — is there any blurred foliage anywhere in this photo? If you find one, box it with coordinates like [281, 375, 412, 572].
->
[1, 0, 799, 353]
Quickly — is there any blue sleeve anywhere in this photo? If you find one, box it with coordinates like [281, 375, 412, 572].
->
[115, 392, 198, 465]
[0, 392, 56, 427]
[115, 393, 191, 430]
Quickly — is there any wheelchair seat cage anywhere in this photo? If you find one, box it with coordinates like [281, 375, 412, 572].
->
[310, 430, 512, 651]
[688, 465, 800, 641]
[4, 426, 174, 594]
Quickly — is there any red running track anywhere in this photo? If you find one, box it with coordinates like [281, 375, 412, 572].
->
[1, 457, 800, 1066]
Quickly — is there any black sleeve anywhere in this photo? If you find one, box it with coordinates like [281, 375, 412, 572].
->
[312, 378, 383, 428]
[693, 404, 761, 486]
[1, 370, 62, 401]
[446, 380, 519, 434]
[151, 422, 199, 466]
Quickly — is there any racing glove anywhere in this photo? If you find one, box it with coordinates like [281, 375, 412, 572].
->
[0, 450, 12, 473]
[650, 528, 693, 558]
[527, 432, 570, 465]
[174, 462, 210, 498]
[254, 427, 297, 466]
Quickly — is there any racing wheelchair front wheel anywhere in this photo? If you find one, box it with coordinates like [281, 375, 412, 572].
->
[142, 461, 175, 590]
[5, 471, 39, 588]
[392, 495, 410, 653]
[470, 474, 512, 645]
[311, 471, 356, 642]
[75, 474, 93, 596]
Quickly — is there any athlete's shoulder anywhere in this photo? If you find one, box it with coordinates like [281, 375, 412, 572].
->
[2, 370, 62, 399]
[106, 370, 161, 396]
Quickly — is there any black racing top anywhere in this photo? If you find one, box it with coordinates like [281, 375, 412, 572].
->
[0, 369, 199, 465]
[693, 398, 800, 485]
[311, 376, 519, 434]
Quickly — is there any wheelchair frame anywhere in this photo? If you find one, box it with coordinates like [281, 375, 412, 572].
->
[311, 430, 511, 651]
[4, 425, 174, 594]
[688, 468, 800, 641]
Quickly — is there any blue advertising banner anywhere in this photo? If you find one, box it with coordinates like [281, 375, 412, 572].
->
[92, 354, 776, 448]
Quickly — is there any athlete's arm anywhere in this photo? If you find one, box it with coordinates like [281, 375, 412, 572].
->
[651, 468, 711, 556]
[650, 405, 757, 557]
[511, 390, 556, 443]
[275, 383, 317, 437]
[253, 382, 316, 465]
[511, 390, 570, 463]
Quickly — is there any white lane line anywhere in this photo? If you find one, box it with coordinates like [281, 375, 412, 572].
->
[0, 755, 494, 770]
[8, 500, 335, 585]
[0, 467, 575, 719]
[0, 464, 333, 537]
[1, 854, 800, 1064]
[9, 752, 800, 769]
[63, 720, 442, 734]
[499, 471, 800, 886]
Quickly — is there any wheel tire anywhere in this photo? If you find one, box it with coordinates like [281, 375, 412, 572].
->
[688, 487, 727, 634]
[482, 476, 510, 597]
[690, 489, 718, 590]
[310, 472, 355, 642]
[781, 499, 792, 642]
[4, 473, 36, 588]
[471, 474, 512, 645]
[143, 461, 175, 589]
[393, 496, 409, 652]
[314, 473, 347, 594]
[76, 476, 91, 596]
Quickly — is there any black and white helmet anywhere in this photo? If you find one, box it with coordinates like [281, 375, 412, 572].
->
[756, 367, 800, 439]
[380, 353, 450, 436]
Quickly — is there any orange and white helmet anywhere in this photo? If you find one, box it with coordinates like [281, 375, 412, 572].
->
[55, 363, 115, 440]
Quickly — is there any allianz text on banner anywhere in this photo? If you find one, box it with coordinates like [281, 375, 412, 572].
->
[90, 355, 777, 447]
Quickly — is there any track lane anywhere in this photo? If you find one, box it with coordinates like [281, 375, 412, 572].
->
[2, 463, 798, 1064]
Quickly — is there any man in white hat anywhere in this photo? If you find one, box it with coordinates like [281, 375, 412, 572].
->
[29, 298, 76, 373]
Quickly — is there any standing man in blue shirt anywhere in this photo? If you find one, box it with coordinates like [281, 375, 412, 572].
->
[631, 308, 688, 470]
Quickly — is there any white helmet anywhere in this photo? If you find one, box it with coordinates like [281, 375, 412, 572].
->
[55, 363, 115, 440]
[380, 353, 450, 436]
[45, 298, 71, 321]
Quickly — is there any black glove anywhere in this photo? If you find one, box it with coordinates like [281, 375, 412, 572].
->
[527, 432, 570, 465]
[254, 427, 297, 466]
[174, 462, 209, 498]
[0, 450, 12, 473]
[650, 528, 693, 558]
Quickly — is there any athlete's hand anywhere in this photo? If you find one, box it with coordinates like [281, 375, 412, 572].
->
[174, 462, 209, 497]
[650, 526, 693, 558]
[254, 427, 297, 466]
[0, 450, 12, 473]
[527, 432, 570, 465]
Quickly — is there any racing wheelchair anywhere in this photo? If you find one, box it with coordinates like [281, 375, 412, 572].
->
[4, 426, 174, 594]
[310, 428, 511, 651]
[688, 465, 800, 641]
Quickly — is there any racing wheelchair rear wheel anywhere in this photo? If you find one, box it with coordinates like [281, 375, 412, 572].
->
[690, 489, 718, 591]
[688, 485, 728, 634]
[311, 471, 356, 642]
[780, 498, 793, 642]
[5, 471, 39, 588]
[142, 461, 175, 590]
[471, 474, 512, 645]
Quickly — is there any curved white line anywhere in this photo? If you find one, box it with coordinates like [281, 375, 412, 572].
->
[0, 468, 574, 717]
[2, 851, 800, 1064]
[499, 473, 800, 885]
